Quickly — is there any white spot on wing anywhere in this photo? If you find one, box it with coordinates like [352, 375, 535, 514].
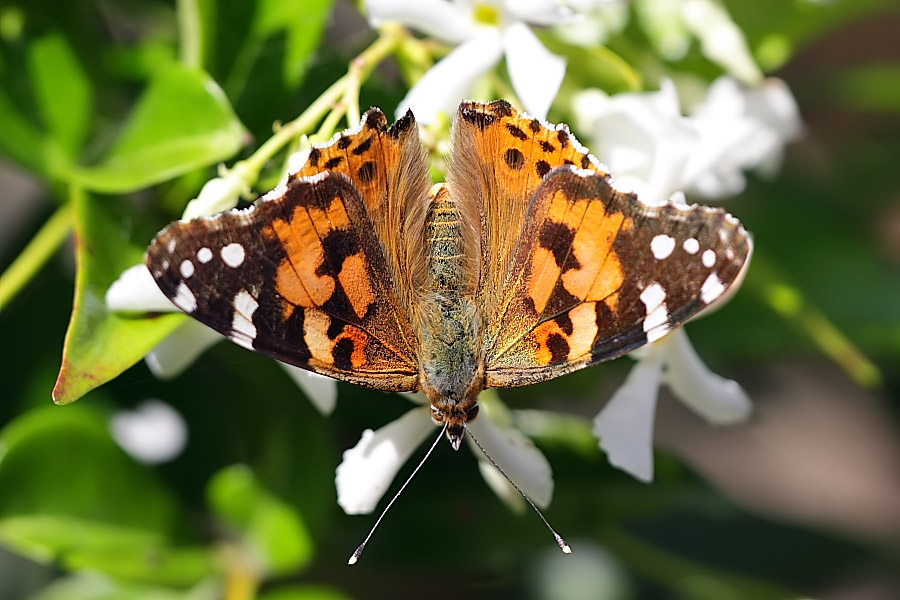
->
[180, 260, 194, 278]
[230, 289, 259, 349]
[197, 247, 213, 263]
[173, 282, 197, 313]
[640, 282, 669, 343]
[700, 272, 727, 304]
[683, 238, 699, 254]
[167, 239, 177, 253]
[221, 243, 246, 268]
[650, 234, 676, 260]
[702, 249, 716, 268]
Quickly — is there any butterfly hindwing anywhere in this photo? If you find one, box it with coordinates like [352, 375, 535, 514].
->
[146, 171, 420, 391]
[484, 167, 752, 388]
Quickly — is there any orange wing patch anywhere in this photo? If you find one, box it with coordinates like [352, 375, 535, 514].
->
[290, 108, 431, 316]
[448, 100, 610, 320]
[147, 170, 421, 392]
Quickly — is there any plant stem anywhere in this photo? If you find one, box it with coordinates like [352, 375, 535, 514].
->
[177, 0, 203, 69]
[238, 24, 407, 179]
[0, 201, 73, 310]
[751, 255, 882, 388]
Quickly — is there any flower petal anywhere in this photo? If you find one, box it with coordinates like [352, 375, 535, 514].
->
[366, 0, 479, 44]
[397, 32, 502, 123]
[573, 80, 697, 205]
[662, 328, 752, 425]
[144, 319, 222, 379]
[502, 0, 579, 26]
[335, 406, 434, 515]
[278, 364, 338, 416]
[593, 349, 665, 482]
[110, 399, 188, 464]
[681, 0, 762, 85]
[467, 414, 554, 509]
[502, 22, 565, 120]
[181, 171, 250, 220]
[105, 264, 176, 313]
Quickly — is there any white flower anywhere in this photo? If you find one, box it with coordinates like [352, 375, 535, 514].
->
[366, 0, 580, 122]
[336, 391, 553, 514]
[573, 79, 697, 206]
[573, 76, 802, 202]
[572, 76, 796, 481]
[636, 0, 762, 85]
[105, 158, 338, 416]
[685, 76, 803, 198]
[593, 329, 752, 481]
[110, 399, 188, 464]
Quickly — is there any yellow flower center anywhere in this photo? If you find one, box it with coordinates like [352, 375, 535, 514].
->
[472, 3, 501, 27]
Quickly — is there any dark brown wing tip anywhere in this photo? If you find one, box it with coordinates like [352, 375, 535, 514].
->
[388, 108, 416, 138]
[361, 106, 388, 131]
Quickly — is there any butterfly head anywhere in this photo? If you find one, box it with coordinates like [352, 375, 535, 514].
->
[430, 402, 479, 451]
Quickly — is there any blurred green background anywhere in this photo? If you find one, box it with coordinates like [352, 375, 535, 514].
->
[1, 1, 899, 599]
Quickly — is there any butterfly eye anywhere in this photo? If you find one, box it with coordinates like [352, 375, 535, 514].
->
[465, 404, 479, 422]
[430, 406, 444, 423]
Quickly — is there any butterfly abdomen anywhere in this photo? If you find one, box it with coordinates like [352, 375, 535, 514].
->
[416, 184, 483, 420]
[424, 184, 467, 293]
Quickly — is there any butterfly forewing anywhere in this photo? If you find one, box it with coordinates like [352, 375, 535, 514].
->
[146, 172, 420, 391]
[291, 108, 431, 317]
[448, 100, 607, 314]
[484, 167, 752, 388]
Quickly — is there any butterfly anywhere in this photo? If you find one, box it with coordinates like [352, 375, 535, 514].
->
[146, 100, 752, 451]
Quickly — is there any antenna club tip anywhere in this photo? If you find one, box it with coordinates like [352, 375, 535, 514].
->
[555, 534, 572, 554]
[348, 554, 359, 565]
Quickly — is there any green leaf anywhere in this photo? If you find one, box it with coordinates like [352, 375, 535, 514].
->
[259, 585, 352, 600]
[0, 88, 49, 173]
[254, 0, 334, 89]
[61, 64, 246, 193]
[26, 32, 93, 157]
[0, 406, 214, 585]
[207, 465, 314, 576]
[52, 188, 185, 405]
[27, 572, 217, 600]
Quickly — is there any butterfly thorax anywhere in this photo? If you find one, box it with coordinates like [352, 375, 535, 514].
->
[417, 184, 484, 450]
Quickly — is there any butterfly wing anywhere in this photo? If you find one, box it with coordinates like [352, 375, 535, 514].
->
[146, 110, 431, 392]
[291, 108, 431, 317]
[483, 166, 752, 388]
[447, 100, 607, 311]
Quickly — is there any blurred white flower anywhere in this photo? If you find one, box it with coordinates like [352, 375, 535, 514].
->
[573, 79, 697, 206]
[637, 0, 762, 84]
[553, 1, 627, 49]
[593, 329, 752, 481]
[573, 75, 798, 480]
[110, 399, 188, 464]
[105, 157, 338, 416]
[336, 391, 553, 514]
[573, 75, 802, 202]
[366, 0, 581, 122]
[685, 76, 803, 197]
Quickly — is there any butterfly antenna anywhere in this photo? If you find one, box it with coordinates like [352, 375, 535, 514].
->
[348, 423, 448, 565]
[465, 425, 572, 555]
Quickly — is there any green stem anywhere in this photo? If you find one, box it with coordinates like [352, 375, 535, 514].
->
[176, 0, 203, 69]
[237, 24, 407, 178]
[750, 255, 882, 388]
[0, 202, 73, 311]
[343, 55, 363, 127]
